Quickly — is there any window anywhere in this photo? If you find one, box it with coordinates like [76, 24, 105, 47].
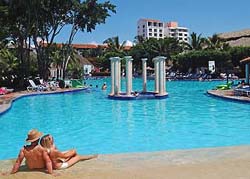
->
[149, 28, 152, 32]
[159, 34, 163, 37]
[153, 22, 157, 26]
[154, 33, 157, 37]
[159, 23, 163, 27]
[148, 22, 152, 26]
[159, 29, 162, 33]
[149, 33, 152, 36]
[143, 25, 145, 28]
[154, 29, 157, 32]
[179, 33, 183, 36]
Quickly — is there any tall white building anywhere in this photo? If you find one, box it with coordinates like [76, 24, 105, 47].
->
[137, 19, 189, 43]
[164, 21, 189, 43]
[137, 19, 164, 40]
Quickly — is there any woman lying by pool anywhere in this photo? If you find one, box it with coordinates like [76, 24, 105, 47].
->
[40, 134, 98, 170]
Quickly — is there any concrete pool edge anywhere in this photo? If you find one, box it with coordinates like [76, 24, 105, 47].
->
[207, 89, 250, 103]
[1, 145, 250, 178]
[0, 88, 89, 115]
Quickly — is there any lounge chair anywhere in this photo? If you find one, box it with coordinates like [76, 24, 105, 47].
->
[27, 80, 48, 91]
[234, 86, 250, 97]
[48, 81, 58, 91]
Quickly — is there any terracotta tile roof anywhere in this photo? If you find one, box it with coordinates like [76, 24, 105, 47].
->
[42, 43, 131, 50]
[72, 44, 98, 49]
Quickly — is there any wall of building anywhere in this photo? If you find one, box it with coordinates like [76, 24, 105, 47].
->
[137, 19, 189, 43]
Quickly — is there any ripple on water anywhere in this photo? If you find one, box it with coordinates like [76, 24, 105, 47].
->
[0, 79, 249, 159]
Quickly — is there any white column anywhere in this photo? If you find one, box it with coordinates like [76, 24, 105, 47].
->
[125, 56, 133, 95]
[163, 59, 166, 93]
[114, 58, 121, 95]
[246, 64, 249, 84]
[153, 57, 159, 93]
[118, 60, 121, 93]
[141, 58, 147, 92]
[109, 57, 115, 95]
[159, 59, 164, 95]
[157, 56, 167, 95]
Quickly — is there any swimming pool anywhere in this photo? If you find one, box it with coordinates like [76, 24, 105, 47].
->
[0, 79, 250, 160]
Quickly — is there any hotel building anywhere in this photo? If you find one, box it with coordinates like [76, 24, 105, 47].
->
[137, 19, 189, 43]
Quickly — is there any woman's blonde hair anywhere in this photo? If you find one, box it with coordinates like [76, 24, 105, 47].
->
[40, 134, 53, 149]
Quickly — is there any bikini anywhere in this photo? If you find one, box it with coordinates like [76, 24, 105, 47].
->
[47, 149, 69, 169]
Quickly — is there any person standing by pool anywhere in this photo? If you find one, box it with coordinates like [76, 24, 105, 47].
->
[10, 129, 53, 174]
[40, 134, 98, 170]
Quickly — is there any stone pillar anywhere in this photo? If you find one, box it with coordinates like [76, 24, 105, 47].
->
[141, 58, 147, 92]
[159, 59, 164, 95]
[118, 59, 121, 93]
[109, 57, 115, 95]
[163, 59, 166, 92]
[115, 57, 121, 95]
[153, 57, 159, 93]
[110, 57, 121, 95]
[125, 56, 133, 95]
[157, 56, 167, 95]
[246, 63, 249, 84]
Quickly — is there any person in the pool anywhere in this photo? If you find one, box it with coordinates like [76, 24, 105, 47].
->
[40, 134, 98, 170]
[10, 129, 53, 174]
[101, 82, 107, 90]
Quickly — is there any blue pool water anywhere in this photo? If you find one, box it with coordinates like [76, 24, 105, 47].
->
[0, 79, 250, 160]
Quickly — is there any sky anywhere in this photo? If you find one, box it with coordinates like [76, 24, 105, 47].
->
[55, 0, 250, 44]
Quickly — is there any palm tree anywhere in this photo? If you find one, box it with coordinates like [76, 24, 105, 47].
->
[187, 32, 206, 50]
[134, 35, 145, 44]
[51, 44, 80, 79]
[205, 34, 230, 50]
[103, 36, 127, 56]
[150, 37, 182, 59]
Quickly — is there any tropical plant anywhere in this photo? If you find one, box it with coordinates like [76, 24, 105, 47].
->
[103, 36, 127, 56]
[149, 37, 182, 58]
[186, 32, 206, 50]
[0, 47, 19, 87]
[204, 34, 230, 50]
[1, 0, 116, 81]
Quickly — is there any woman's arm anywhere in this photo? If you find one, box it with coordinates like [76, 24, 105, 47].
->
[54, 149, 76, 159]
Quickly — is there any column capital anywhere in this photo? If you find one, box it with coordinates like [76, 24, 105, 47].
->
[109, 57, 121, 61]
[153, 56, 167, 62]
[141, 58, 148, 61]
[124, 56, 133, 61]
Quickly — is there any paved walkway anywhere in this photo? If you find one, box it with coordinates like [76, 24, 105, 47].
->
[1, 146, 250, 179]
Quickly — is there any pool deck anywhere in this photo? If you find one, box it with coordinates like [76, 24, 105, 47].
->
[1, 145, 250, 178]
[207, 89, 250, 103]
